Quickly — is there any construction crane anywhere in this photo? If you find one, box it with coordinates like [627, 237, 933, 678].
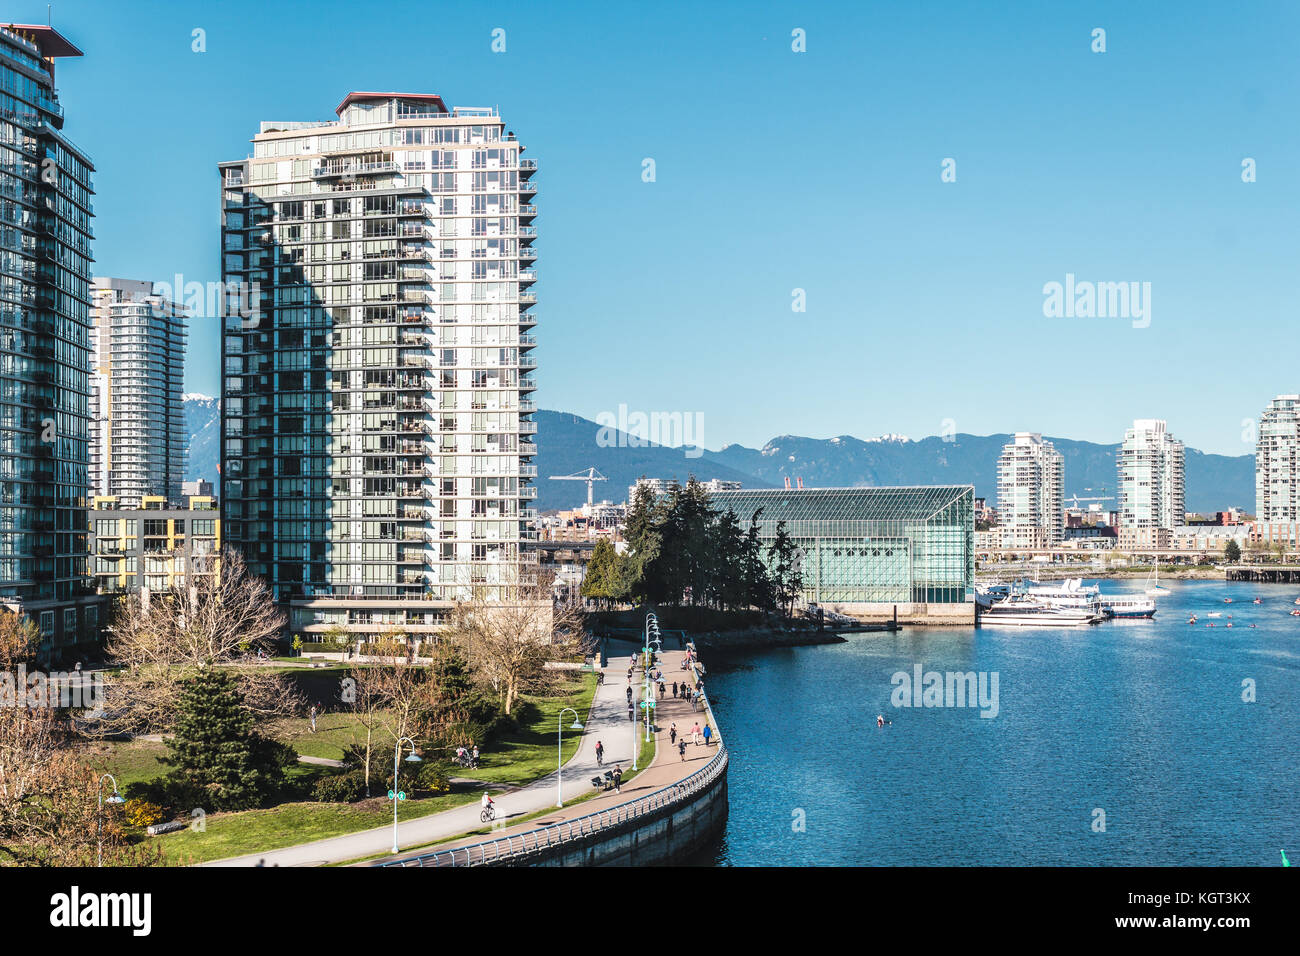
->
[1068, 486, 1116, 510]
[548, 468, 607, 507]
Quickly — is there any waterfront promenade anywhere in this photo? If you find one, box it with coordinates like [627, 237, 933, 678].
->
[205, 648, 714, 866]
[376, 645, 720, 866]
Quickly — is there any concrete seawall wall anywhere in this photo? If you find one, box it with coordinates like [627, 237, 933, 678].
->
[528, 755, 728, 867]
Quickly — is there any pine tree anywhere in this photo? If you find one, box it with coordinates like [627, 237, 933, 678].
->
[768, 520, 805, 619]
[163, 669, 294, 811]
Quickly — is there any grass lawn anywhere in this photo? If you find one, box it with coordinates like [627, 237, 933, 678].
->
[82, 671, 599, 864]
[453, 672, 598, 785]
[156, 791, 481, 865]
[81, 739, 170, 789]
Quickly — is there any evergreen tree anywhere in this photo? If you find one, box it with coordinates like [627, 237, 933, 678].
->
[623, 481, 665, 604]
[163, 669, 295, 811]
[581, 538, 618, 606]
[740, 508, 776, 612]
[768, 520, 805, 619]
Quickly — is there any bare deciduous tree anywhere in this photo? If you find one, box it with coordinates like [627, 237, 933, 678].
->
[106, 548, 283, 668]
[90, 548, 301, 736]
[446, 572, 591, 715]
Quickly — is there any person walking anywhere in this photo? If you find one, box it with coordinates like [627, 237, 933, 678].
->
[658, 679, 665, 699]
[611, 764, 623, 794]
[692, 722, 701, 746]
[672, 681, 679, 699]
[471, 744, 480, 768]
[669, 723, 677, 745]
[678, 739, 687, 761]
[626, 684, 633, 704]
[595, 740, 604, 766]
[627, 701, 635, 722]
[703, 723, 713, 746]
[309, 704, 317, 733]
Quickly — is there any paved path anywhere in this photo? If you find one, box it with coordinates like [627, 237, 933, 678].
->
[377, 647, 721, 866]
[205, 651, 689, 867]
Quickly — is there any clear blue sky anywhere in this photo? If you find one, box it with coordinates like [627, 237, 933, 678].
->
[22, 0, 1300, 456]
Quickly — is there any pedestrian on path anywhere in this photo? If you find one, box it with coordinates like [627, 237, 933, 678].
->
[669, 723, 677, 745]
[627, 702, 635, 722]
[626, 684, 633, 703]
[703, 724, 713, 746]
[658, 679, 665, 698]
[309, 705, 317, 733]
[611, 764, 622, 793]
[672, 681, 679, 698]
[692, 722, 701, 745]
[678, 739, 687, 760]
[595, 740, 604, 766]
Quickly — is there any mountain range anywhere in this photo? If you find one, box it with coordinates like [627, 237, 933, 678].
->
[182, 399, 1255, 514]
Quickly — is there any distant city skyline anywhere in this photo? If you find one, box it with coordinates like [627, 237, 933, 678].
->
[16, 0, 1300, 456]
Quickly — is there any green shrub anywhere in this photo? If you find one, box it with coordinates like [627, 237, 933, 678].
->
[418, 763, 452, 795]
[312, 772, 367, 803]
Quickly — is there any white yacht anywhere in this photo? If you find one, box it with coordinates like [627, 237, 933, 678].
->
[979, 599, 1101, 627]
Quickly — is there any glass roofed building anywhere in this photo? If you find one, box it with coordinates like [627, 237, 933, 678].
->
[710, 485, 975, 624]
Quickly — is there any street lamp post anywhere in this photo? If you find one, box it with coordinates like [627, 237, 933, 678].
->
[555, 706, 584, 807]
[390, 736, 421, 854]
[97, 773, 124, 867]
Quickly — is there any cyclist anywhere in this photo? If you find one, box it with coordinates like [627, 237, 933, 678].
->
[595, 740, 604, 766]
[481, 791, 495, 818]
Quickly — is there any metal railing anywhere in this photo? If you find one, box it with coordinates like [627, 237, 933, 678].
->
[381, 653, 724, 868]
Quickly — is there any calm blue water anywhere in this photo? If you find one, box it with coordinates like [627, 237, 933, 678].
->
[703, 580, 1300, 866]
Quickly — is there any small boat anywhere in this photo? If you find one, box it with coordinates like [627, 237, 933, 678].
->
[1144, 564, 1170, 597]
[1224, 598, 1233, 604]
[1206, 611, 1222, 618]
[1254, 598, 1262, 605]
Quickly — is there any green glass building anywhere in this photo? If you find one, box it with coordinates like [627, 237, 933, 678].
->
[710, 486, 975, 622]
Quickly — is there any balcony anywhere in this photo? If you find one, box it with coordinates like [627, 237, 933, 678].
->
[312, 161, 399, 178]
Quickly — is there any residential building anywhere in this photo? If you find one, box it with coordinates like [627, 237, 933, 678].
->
[0, 24, 100, 660]
[1170, 524, 1250, 558]
[218, 93, 538, 639]
[89, 277, 187, 506]
[1255, 394, 1300, 522]
[710, 486, 975, 623]
[1116, 418, 1184, 531]
[88, 495, 220, 594]
[1117, 527, 1172, 551]
[995, 433, 1064, 548]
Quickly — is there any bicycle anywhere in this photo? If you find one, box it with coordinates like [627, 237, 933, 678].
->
[480, 803, 496, 823]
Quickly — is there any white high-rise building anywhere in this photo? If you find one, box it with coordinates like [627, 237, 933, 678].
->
[996, 433, 1063, 548]
[90, 278, 187, 507]
[218, 93, 538, 640]
[1116, 419, 1184, 530]
[1255, 395, 1300, 522]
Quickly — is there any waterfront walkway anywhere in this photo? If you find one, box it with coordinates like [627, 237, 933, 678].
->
[205, 648, 713, 866]
[376, 644, 719, 866]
